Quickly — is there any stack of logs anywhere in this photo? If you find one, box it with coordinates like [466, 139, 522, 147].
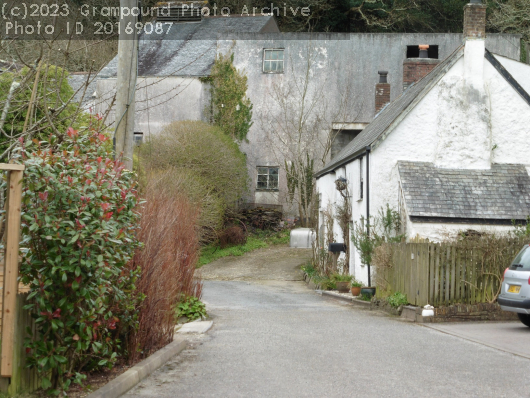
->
[237, 207, 283, 230]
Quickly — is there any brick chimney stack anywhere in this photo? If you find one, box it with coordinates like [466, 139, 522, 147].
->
[375, 71, 390, 114]
[464, 0, 487, 40]
[402, 45, 440, 91]
[463, 0, 486, 91]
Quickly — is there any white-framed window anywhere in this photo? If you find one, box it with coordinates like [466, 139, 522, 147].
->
[263, 49, 284, 73]
[257, 166, 279, 190]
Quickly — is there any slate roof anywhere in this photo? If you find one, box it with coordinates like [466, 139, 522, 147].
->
[99, 15, 276, 78]
[315, 45, 465, 177]
[68, 73, 98, 105]
[398, 161, 530, 221]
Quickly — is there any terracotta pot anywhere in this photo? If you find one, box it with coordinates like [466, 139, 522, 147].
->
[336, 281, 350, 293]
[350, 286, 361, 296]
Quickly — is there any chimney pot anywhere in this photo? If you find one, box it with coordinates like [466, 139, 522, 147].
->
[378, 71, 388, 83]
[419, 45, 429, 58]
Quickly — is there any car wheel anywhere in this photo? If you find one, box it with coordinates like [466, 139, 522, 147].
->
[517, 313, 530, 327]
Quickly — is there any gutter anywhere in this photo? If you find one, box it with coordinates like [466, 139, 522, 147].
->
[365, 146, 371, 288]
[315, 147, 368, 179]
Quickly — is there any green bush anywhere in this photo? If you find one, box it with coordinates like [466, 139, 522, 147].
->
[387, 292, 408, 308]
[175, 296, 207, 322]
[351, 278, 362, 288]
[0, 65, 91, 160]
[301, 263, 317, 279]
[360, 293, 372, 302]
[139, 121, 248, 242]
[208, 52, 253, 142]
[16, 127, 141, 393]
[313, 276, 336, 291]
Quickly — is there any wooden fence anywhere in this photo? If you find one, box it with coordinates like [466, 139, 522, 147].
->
[379, 239, 525, 307]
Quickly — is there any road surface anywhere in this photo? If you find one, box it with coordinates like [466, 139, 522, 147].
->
[124, 246, 530, 397]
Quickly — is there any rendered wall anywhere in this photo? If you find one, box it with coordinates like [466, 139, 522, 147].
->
[317, 48, 530, 284]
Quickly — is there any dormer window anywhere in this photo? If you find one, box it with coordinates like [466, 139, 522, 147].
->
[263, 49, 284, 73]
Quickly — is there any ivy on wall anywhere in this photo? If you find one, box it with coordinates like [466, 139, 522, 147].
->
[206, 53, 253, 142]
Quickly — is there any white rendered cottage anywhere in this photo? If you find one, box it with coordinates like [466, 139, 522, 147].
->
[315, 0, 530, 285]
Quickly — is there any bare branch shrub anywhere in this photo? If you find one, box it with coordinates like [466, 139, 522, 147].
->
[312, 203, 336, 276]
[219, 226, 247, 248]
[128, 184, 202, 362]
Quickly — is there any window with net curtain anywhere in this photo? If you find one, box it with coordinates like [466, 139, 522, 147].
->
[257, 167, 279, 190]
[263, 49, 284, 73]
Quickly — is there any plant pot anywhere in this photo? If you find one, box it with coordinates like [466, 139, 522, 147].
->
[336, 281, 350, 293]
[350, 286, 361, 296]
[360, 287, 376, 297]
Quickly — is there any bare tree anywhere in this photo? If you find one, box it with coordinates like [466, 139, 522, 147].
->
[259, 43, 360, 227]
[488, 0, 530, 48]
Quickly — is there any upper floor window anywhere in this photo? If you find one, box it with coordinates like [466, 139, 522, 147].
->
[263, 49, 284, 73]
[257, 166, 279, 190]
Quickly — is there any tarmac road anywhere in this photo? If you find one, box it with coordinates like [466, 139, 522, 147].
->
[124, 247, 530, 398]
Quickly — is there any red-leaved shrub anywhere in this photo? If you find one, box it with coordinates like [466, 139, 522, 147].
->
[128, 185, 202, 361]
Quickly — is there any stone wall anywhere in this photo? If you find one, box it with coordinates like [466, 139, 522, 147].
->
[432, 303, 517, 322]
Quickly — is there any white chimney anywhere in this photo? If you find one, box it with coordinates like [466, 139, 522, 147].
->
[463, 0, 487, 91]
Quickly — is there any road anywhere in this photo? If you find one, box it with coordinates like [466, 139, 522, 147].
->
[124, 246, 530, 398]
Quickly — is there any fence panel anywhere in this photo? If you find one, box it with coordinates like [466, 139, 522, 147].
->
[385, 239, 526, 307]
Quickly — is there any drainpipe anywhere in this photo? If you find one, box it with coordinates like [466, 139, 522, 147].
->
[366, 146, 372, 287]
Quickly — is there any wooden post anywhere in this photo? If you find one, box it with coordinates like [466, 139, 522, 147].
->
[1, 165, 25, 377]
[115, 0, 139, 171]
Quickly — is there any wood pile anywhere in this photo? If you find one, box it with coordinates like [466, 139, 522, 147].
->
[238, 207, 283, 230]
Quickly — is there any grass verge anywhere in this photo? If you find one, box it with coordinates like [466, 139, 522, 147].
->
[198, 229, 290, 267]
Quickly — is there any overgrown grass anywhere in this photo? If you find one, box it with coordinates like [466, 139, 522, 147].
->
[198, 229, 290, 267]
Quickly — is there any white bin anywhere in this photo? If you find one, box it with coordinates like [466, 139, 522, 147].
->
[290, 228, 315, 248]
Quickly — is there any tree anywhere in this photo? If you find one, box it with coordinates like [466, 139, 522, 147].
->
[0, 64, 94, 161]
[259, 44, 358, 227]
[488, 0, 530, 60]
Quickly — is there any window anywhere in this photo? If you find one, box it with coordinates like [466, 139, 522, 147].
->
[359, 158, 364, 200]
[257, 167, 279, 190]
[263, 49, 284, 73]
[134, 132, 144, 146]
[406, 45, 439, 59]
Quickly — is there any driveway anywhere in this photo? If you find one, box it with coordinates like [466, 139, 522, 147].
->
[124, 245, 530, 397]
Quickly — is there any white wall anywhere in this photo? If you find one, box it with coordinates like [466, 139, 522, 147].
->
[94, 76, 210, 137]
[317, 43, 530, 284]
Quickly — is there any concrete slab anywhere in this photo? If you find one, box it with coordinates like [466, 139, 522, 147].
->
[424, 321, 530, 359]
[176, 321, 213, 334]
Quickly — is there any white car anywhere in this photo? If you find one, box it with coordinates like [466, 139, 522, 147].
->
[498, 245, 530, 327]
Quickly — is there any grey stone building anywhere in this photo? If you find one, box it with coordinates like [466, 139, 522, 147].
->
[93, 4, 522, 216]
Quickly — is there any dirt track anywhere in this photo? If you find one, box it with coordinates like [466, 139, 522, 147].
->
[199, 245, 311, 282]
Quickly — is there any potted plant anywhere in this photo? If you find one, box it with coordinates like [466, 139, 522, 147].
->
[350, 279, 362, 296]
[331, 274, 353, 293]
[360, 286, 376, 298]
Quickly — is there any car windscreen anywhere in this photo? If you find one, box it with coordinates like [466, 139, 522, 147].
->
[510, 246, 530, 270]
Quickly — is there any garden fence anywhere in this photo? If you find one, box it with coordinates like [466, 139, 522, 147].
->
[379, 239, 526, 307]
